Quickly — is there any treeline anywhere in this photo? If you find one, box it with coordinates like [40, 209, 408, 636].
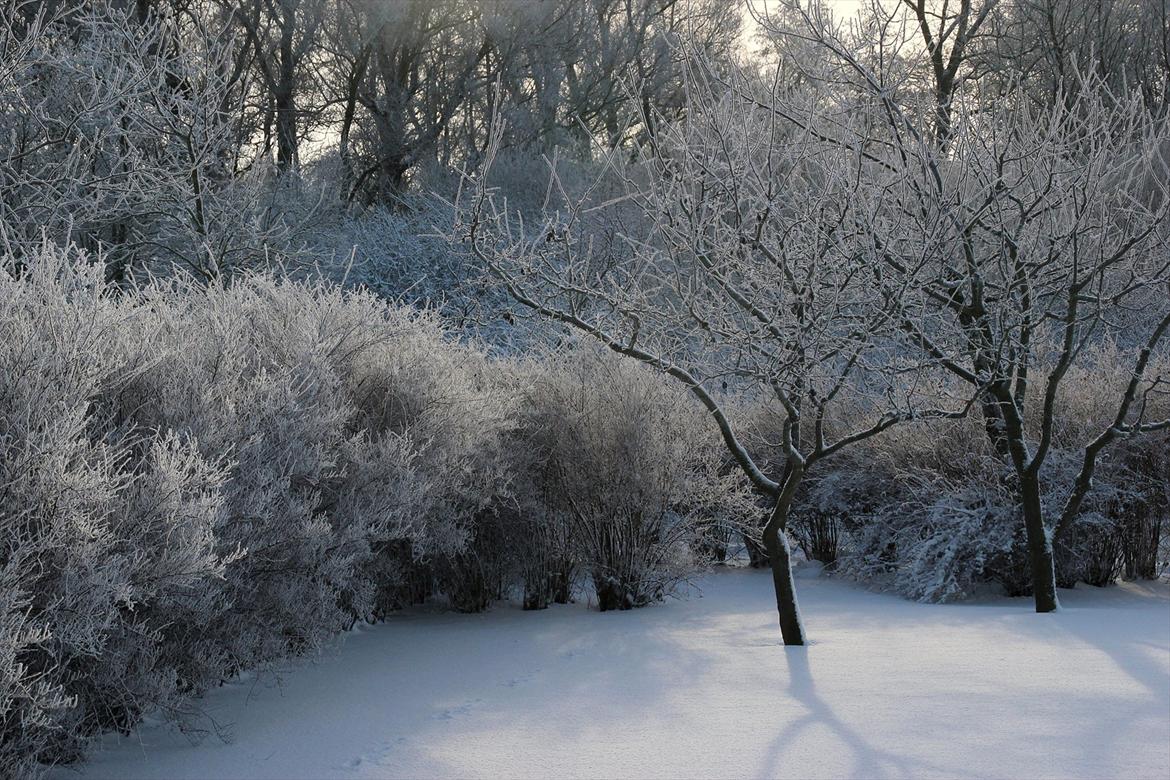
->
[0, 0, 740, 281]
[2, 1, 1168, 284]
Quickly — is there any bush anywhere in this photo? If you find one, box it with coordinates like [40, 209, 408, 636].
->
[750, 345, 1170, 603]
[0, 246, 508, 776]
[517, 349, 747, 611]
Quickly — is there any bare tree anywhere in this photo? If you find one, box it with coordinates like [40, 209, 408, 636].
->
[898, 0, 997, 147]
[983, 0, 1170, 114]
[0, 1, 320, 280]
[455, 70, 973, 644]
[753, 0, 997, 150]
[218, 0, 327, 170]
[760, 5, 1170, 611]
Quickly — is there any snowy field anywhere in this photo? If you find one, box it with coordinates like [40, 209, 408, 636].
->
[64, 568, 1170, 780]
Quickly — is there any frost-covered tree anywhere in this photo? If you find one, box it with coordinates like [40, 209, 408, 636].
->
[760, 6, 1170, 612]
[0, 1, 323, 281]
[456, 67, 974, 645]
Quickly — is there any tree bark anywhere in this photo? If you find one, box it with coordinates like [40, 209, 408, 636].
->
[762, 494, 806, 645]
[275, 89, 297, 169]
[1020, 471, 1060, 612]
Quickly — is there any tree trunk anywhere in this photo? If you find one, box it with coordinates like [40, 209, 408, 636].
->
[337, 53, 368, 194]
[275, 89, 297, 170]
[1020, 472, 1060, 612]
[744, 532, 770, 568]
[762, 498, 806, 646]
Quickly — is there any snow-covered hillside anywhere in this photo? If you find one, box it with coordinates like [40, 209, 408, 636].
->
[68, 569, 1170, 780]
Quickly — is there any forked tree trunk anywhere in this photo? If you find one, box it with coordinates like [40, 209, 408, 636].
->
[763, 482, 806, 645]
[1020, 472, 1059, 612]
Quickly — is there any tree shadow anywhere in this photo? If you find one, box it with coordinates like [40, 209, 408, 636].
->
[758, 646, 973, 779]
[1045, 584, 1170, 775]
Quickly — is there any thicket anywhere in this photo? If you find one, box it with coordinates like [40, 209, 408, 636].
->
[743, 359, 1170, 603]
[0, 246, 738, 776]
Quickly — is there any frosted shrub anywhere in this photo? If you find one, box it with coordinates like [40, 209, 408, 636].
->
[799, 346, 1170, 601]
[0, 250, 132, 773]
[502, 361, 576, 610]
[341, 301, 517, 613]
[108, 275, 521, 670]
[520, 350, 744, 611]
[1049, 431, 1169, 586]
[850, 472, 1021, 603]
[0, 245, 515, 775]
[432, 504, 513, 613]
[738, 402, 898, 571]
[741, 397, 1012, 601]
[336, 201, 472, 310]
[0, 249, 237, 772]
[1116, 432, 1169, 580]
[1041, 348, 1170, 585]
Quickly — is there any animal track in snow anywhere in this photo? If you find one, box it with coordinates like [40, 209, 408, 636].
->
[341, 737, 406, 771]
[500, 672, 536, 688]
[431, 698, 483, 721]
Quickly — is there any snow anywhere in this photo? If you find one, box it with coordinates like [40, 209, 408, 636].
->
[64, 568, 1170, 780]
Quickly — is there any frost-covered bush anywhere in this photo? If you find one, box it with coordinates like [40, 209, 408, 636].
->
[0, 249, 243, 774]
[813, 409, 1026, 602]
[0, 245, 512, 776]
[101, 277, 435, 687]
[1116, 431, 1170, 580]
[331, 200, 482, 317]
[0, 249, 141, 774]
[518, 349, 746, 611]
[770, 345, 1170, 602]
[340, 299, 517, 612]
[1047, 432, 1170, 587]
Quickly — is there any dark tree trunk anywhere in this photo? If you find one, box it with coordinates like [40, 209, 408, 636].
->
[744, 533, 770, 568]
[1020, 472, 1059, 612]
[275, 88, 297, 170]
[337, 47, 369, 193]
[763, 477, 806, 646]
[274, 5, 298, 170]
[551, 559, 573, 604]
[593, 571, 632, 612]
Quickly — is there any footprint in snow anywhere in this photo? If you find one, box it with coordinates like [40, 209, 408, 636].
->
[432, 699, 483, 721]
[342, 737, 407, 770]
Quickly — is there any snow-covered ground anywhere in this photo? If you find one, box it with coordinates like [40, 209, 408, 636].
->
[64, 568, 1170, 780]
